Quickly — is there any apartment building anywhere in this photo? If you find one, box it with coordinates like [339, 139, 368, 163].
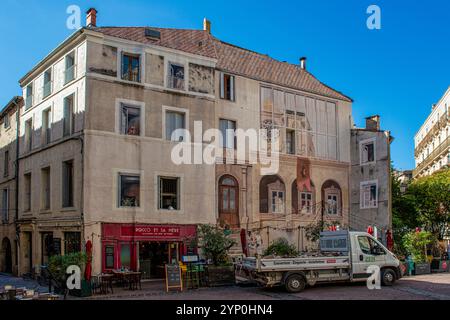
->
[0, 96, 22, 275]
[350, 116, 393, 243]
[6, 8, 393, 275]
[414, 86, 450, 178]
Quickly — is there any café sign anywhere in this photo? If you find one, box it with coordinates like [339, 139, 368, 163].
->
[121, 225, 181, 238]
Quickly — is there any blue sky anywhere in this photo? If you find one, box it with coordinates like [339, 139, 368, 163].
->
[0, 0, 449, 170]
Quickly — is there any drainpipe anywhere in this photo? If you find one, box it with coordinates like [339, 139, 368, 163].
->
[11, 97, 21, 275]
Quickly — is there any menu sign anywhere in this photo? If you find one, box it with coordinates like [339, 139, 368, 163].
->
[165, 264, 183, 292]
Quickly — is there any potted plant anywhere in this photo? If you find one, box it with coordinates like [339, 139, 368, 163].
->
[263, 238, 298, 257]
[197, 224, 236, 286]
[402, 230, 434, 275]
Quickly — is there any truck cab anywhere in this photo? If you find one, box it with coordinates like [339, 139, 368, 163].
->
[348, 231, 401, 285]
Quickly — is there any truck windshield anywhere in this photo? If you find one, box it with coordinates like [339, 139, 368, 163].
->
[358, 236, 385, 255]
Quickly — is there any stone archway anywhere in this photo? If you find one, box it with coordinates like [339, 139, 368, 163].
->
[1, 237, 12, 274]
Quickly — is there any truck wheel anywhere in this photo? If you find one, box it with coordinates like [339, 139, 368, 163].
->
[381, 269, 396, 286]
[285, 274, 306, 293]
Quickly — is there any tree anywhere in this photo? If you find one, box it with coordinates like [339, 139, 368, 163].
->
[391, 168, 419, 255]
[407, 169, 450, 240]
[197, 224, 236, 266]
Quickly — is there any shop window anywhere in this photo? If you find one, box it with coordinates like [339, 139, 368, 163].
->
[64, 232, 81, 254]
[120, 244, 131, 269]
[220, 73, 235, 101]
[159, 176, 180, 210]
[360, 138, 375, 164]
[62, 160, 74, 208]
[361, 180, 378, 209]
[105, 246, 115, 269]
[219, 119, 236, 149]
[121, 53, 140, 82]
[120, 104, 141, 136]
[168, 62, 185, 90]
[41, 233, 55, 266]
[119, 174, 140, 207]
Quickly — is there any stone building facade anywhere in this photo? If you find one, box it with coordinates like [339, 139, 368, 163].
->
[350, 116, 393, 243]
[414, 86, 450, 178]
[0, 9, 392, 275]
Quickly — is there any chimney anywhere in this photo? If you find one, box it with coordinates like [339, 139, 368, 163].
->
[365, 115, 380, 131]
[86, 8, 97, 27]
[300, 57, 307, 70]
[203, 18, 211, 34]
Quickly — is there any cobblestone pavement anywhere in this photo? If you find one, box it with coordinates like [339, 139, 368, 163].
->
[80, 273, 450, 300]
[2, 273, 449, 300]
[0, 273, 50, 293]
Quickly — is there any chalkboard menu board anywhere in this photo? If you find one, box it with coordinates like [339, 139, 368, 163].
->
[165, 264, 183, 292]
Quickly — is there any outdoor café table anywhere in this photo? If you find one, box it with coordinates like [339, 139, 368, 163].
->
[124, 272, 142, 290]
[100, 274, 114, 294]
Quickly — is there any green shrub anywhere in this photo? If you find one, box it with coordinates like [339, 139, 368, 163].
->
[263, 238, 298, 257]
[402, 231, 434, 263]
[198, 224, 236, 266]
[48, 252, 87, 283]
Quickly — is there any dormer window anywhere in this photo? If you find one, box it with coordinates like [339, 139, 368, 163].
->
[121, 53, 140, 82]
[168, 63, 184, 90]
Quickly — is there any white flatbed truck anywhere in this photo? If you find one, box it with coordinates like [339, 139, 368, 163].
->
[235, 230, 402, 292]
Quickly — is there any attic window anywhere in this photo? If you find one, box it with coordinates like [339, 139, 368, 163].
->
[144, 28, 161, 40]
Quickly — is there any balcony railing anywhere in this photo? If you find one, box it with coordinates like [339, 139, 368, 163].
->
[64, 65, 75, 84]
[167, 75, 185, 90]
[414, 136, 450, 177]
[43, 81, 52, 98]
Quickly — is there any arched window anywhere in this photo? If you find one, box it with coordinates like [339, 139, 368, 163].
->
[218, 175, 239, 227]
[292, 180, 315, 214]
[260, 175, 285, 214]
[321, 180, 342, 215]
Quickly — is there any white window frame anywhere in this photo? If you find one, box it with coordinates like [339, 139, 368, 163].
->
[220, 72, 235, 102]
[299, 191, 313, 214]
[118, 173, 141, 208]
[115, 98, 145, 137]
[219, 118, 236, 149]
[270, 190, 285, 214]
[162, 106, 189, 142]
[360, 180, 378, 209]
[167, 61, 186, 91]
[359, 137, 376, 165]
